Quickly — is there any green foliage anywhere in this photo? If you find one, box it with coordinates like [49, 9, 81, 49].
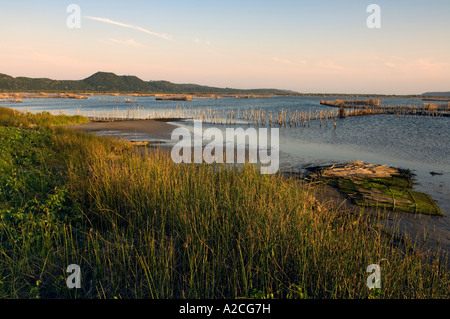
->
[0, 71, 295, 94]
[0, 127, 55, 206]
[0, 127, 81, 225]
[0, 107, 31, 127]
[25, 111, 89, 127]
[0, 73, 90, 91]
[0, 107, 89, 128]
[83, 72, 151, 92]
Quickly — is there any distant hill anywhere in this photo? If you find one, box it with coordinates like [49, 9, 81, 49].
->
[422, 91, 450, 97]
[83, 72, 151, 92]
[0, 73, 90, 91]
[0, 72, 296, 95]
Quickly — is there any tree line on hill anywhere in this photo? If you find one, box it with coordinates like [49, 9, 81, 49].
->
[0, 71, 296, 95]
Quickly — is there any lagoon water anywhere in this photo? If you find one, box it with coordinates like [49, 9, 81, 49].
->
[4, 95, 450, 253]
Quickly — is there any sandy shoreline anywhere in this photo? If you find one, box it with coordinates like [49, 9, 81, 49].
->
[66, 119, 177, 140]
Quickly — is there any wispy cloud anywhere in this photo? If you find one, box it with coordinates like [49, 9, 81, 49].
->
[384, 62, 396, 68]
[372, 55, 449, 75]
[84, 16, 172, 40]
[316, 60, 344, 70]
[273, 57, 293, 64]
[193, 38, 220, 55]
[414, 59, 449, 73]
[109, 38, 145, 47]
[273, 57, 307, 67]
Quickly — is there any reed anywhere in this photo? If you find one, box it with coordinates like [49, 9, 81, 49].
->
[424, 103, 438, 111]
[321, 99, 380, 107]
[87, 104, 341, 128]
[0, 106, 89, 127]
[343, 105, 450, 118]
[155, 95, 192, 101]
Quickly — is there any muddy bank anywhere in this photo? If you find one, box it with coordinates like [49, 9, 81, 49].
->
[65, 119, 177, 140]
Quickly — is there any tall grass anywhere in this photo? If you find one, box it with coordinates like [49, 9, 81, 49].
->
[0, 108, 448, 299]
[0, 107, 89, 128]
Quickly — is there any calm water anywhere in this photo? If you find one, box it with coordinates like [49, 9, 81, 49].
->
[4, 95, 450, 252]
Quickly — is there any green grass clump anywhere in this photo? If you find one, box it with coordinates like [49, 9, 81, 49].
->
[326, 175, 443, 216]
[0, 106, 89, 128]
[0, 108, 448, 299]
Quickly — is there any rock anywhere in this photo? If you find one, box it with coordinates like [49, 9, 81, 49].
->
[309, 161, 443, 216]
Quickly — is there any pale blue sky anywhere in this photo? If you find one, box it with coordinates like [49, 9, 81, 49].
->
[1, 0, 449, 94]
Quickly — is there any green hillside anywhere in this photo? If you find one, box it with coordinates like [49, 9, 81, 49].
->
[0, 72, 296, 95]
[83, 72, 150, 92]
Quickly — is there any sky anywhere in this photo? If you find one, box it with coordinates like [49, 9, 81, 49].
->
[1, 0, 449, 94]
